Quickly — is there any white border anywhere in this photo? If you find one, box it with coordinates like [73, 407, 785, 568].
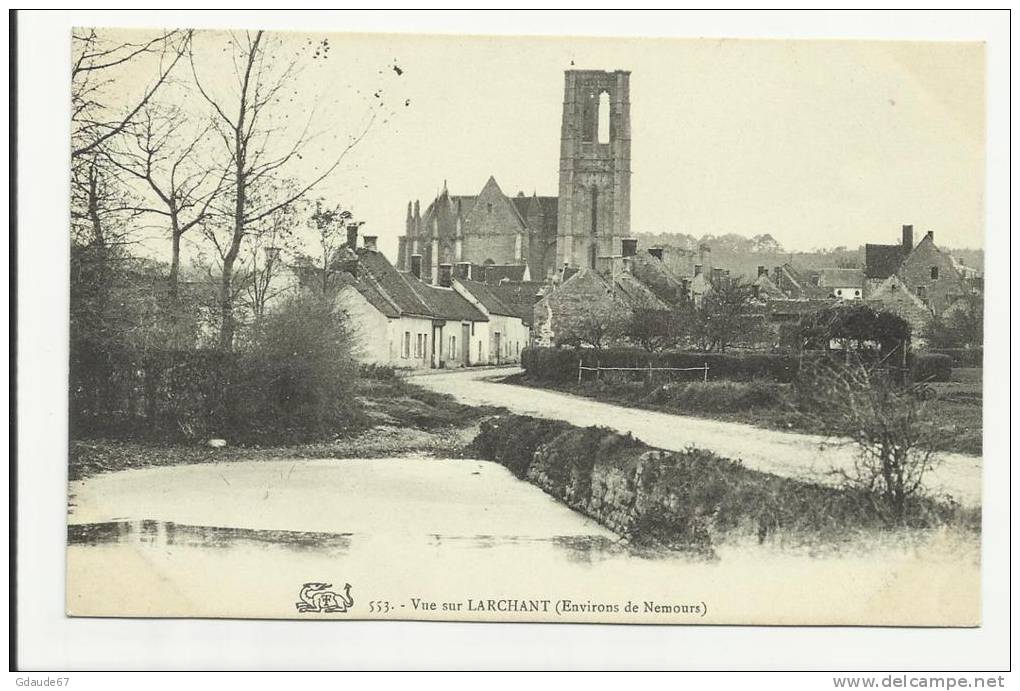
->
[12, 9, 1012, 672]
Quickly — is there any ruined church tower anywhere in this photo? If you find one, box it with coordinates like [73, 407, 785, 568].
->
[555, 69, 631, 269]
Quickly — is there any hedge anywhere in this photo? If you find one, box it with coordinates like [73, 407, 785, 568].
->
[929, 347, 983, 368]
[521, 346, 805, 383]
[913, 353, 953, 383]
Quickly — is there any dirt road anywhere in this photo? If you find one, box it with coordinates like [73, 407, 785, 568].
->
[409, 366, 982, 507]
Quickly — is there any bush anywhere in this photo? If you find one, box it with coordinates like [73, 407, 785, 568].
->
[465, 415, 572, 478]
[913, 353, 953, 383]
[70, 292, 365, 445]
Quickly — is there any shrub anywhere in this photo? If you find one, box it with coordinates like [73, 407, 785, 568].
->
[913, 353, 953, 383]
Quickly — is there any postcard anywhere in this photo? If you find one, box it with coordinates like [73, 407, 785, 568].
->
[66, 26, 984, 625]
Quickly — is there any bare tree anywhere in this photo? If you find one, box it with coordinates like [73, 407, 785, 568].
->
[189, 30, 378, 350]
[71, 28, 191, 160]
[555, 299, 630, 350]
[239, 190, 303, 322]
[108, 105, 227, 302]
[305, 198, 354, 295]
[795, 360, 948, 524]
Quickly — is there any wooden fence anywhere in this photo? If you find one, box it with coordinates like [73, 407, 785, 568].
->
[578, 359, 709, 384]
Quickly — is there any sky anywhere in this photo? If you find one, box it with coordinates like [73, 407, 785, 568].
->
[88, 28, 986, 263]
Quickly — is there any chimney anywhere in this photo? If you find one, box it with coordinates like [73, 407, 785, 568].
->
[346, 222, 360, 249]
[926, 230, 934, 242]
[621, 238, 637, 257]
[410, 254, 422, 280]
[902, 224, 914, 251]
[647, 247, 664, 261]
[699, 244, 712, 270]
[438, 264, 453, 288]
[363, 235, 378, 251]
[752, 285, 761, 299]
[456, 261, 471, 280]
[694, 264, 703, 276]
[757, 265, 767, 277]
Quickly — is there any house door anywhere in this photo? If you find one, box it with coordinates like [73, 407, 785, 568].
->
[462, 323, 471, 366]
[493, 332, 501, 365]
[432, 324, 443, 369]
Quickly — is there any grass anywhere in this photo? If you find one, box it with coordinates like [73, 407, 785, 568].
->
[70, 376, 506, 481]
[502, 368, 983, 456]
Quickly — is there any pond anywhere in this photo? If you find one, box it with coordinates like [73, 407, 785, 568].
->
[67, 457, 979, 625]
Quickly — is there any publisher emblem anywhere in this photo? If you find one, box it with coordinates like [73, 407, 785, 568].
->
[295, 582, 354, 613]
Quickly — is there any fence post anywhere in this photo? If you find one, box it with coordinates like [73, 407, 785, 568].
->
[647, 360, 652, 385]
[596, 359, 601, 382]
[578, 358, 582, 384]
[703, 362, 708, 383]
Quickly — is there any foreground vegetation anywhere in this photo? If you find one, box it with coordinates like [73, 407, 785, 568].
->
[502, 367, 982, 456]
[467, 414, 979, 555]
[70, 374, 502, 481]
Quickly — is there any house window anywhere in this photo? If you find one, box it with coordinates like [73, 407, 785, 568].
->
[471, 323, 475, 336]
[449, 335, 456, 360]
[415, 334, 424, 359]
[854, 289, 861, 297]
[478, 342, 482, 361]
[916, 286, 927, 299]
[930, 266, 939, 280]
[403, 331, 411, 358]
[487, 203, 493, 213]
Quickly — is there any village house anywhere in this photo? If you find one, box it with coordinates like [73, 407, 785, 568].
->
[335, 232, 528, 370]
[533, 239, 673, 346]
[864, 224, 980, 323]
[451, 267, 531, 364]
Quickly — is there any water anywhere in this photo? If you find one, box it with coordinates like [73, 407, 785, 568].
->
[67, 457, 980, 624]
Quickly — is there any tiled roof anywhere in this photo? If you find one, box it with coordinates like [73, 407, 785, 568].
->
[613, 271, 672, 312]
[457, 279, 519, 317]
[818, 267, 864, 287]
[343, 249, 487, 322]
[766, 298, 834, 317]
[864, 244, 906, 279]
[348, 249, 433, 318]
[402, 274, 488, 323]
[627, 252, 687, 305]
[482, 264, 528, 283]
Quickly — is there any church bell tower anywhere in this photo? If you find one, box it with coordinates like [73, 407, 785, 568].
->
[555, 69, 632, 269]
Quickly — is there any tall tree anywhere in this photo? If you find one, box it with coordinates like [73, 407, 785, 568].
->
[189, 30, 377, 350]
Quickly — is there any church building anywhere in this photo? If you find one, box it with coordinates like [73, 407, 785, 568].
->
[396, 69, 632, 282]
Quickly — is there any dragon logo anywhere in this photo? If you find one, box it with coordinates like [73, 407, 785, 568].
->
[295, 582, 354, 613]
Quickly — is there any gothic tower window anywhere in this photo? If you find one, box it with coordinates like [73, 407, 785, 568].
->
[597, 91, 610, 143]
[582, 91, 596, 143]
[590, 186, 599, 237]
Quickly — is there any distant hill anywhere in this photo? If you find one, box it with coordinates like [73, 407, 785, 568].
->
[634, 232, 984, 281]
